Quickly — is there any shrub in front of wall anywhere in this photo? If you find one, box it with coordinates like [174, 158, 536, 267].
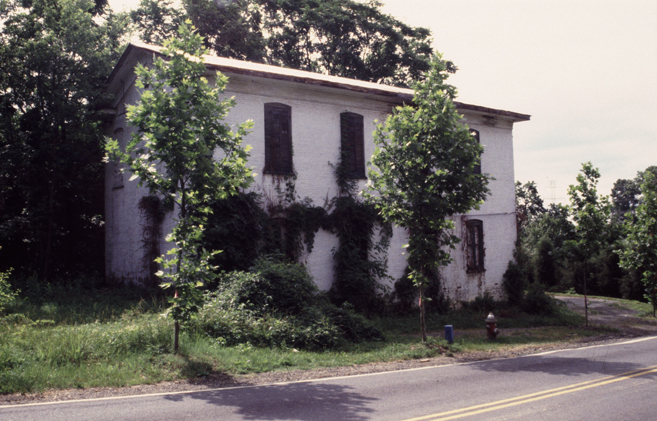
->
[249, 255, 319, 314]
[502, 260, 526, 307]
[195, 257, 383, 350]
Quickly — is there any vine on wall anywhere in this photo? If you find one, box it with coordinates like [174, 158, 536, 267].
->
[138, 195, 165, 288]
[197, 135, 394, 314]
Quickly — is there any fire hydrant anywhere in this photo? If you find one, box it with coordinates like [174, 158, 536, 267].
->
[486, 312, 499, 340]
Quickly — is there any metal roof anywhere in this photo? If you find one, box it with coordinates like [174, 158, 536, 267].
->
[108, 42, 531, 122]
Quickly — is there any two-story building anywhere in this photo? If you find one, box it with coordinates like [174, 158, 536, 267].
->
[104, 42, 530, 301]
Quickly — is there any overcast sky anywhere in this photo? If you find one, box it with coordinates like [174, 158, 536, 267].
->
[109, 0, 657, 204]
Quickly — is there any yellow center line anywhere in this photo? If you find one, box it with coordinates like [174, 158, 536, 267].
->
[402, 365, 657, 421]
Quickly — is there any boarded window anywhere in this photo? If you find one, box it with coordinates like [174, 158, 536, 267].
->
[466, 219, 484, 273]
[470, 129, 481, 175]
[340, 112, 366, 179]
[264, 103, 293, 175]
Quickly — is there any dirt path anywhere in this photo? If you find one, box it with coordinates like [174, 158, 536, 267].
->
[3, 296, 657, 406]
[556, 295, 657, 335]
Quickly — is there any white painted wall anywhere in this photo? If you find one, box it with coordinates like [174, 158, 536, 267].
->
[105, 54, 521, 301]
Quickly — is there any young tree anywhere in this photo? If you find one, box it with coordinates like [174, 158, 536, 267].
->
[567, 162, 611, 325]
[365, 55, 490, 341]
[0, 0, 128, 279]
[106, 22, 253, 352]
[619, 171, 657, 316]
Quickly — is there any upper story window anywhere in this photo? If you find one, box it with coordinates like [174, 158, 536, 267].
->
[466, 219, 484, 273]
[470, 129, 481, 175]
[340, 112, 366, 179]
[264, 103, 293, 175]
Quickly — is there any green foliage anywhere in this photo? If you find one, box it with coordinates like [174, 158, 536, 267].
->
[202, 192, 269, 273]
[0, 0, 128, 279]
[522, 281, 556, 315]
[0, 267, 18, 315]
[515, 181, 546, 232]
[131, 0, 435, 86]
[534, 237, 556, 288]
[243, 256, 320, 315]
[463, 291, 497, 314]
[105, 23, 253, 351]
[365, 55, 490, 340]
[619, 171, 657, 316]
[325, 149, 392, 313]
[391, 267, 449, 315]
[568, 163, 611, 259]
[502, 260, 526, 307]
[130, 0, 185, 45]
[193, 257, 383, 350]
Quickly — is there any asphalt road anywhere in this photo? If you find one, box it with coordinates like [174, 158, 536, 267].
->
[2, 336, 656, 421]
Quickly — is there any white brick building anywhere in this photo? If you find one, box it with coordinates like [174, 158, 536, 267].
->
[104, 42, 530, 301]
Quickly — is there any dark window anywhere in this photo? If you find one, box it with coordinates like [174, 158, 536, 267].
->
[340, 112, 366, 179]
[470, 129, 481, 175]
[264, 103, 293, 174]
[466, 219, 484, 272]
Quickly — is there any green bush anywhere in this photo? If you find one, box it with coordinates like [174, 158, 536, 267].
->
[522, 281, 556, 315]
[463, 291, 497, 313]
[502, 260, 526, 306]
[0, 268, 18, 315]
[194, 257, 382, 350]
[534, 237, 556, 288]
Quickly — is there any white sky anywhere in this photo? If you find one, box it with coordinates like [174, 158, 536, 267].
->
[109, 0, 657, 204]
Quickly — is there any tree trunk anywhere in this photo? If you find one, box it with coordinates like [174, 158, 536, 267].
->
[419, 283, 427, 342]
[583, 264, 588, 327]
[174, 320, 180, 353]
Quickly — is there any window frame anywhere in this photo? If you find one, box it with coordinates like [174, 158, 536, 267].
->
[340, 111, 366, 179]
[264, 102, 294, 175]
[465, 219, 485, 273]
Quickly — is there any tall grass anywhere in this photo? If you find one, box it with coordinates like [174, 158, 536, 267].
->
[0, 281, 595, 395]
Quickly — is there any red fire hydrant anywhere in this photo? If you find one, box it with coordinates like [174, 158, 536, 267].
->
[486, 312, 499, 340]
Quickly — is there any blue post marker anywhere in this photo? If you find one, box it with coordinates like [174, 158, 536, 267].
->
[445, 325, 454, 344]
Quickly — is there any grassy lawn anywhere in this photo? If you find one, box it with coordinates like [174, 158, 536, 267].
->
[0, 287, 620, 395]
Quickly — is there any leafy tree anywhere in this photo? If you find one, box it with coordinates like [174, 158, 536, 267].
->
[130, 0, 185, 45]
[365, 55, 490, 341]
[515, 181, 546, 232]
[619, 171, 657, 316]
[611, 178, 641, 223]
[184, 0, 266, 62]
[0, 0, 128, 280]
[534, 237, 556, 288]
[567, 162, 611, 325]
[256, 0, 435, 86]
[131, 0, 436, 86]
[106, 23, 253, 352]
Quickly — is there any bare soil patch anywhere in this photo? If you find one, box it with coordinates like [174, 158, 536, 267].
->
[3, 296, 656, 406]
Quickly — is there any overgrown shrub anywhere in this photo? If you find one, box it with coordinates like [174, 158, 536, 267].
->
[534, 237, 556, 288]
[0, 268, 18, 315]
[194, 257, 382, 350]
[502, 260, 526, 306]
[391, 267, 450, 315]
[463, 291, 497, 313]
[522, 281, 556, 315]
